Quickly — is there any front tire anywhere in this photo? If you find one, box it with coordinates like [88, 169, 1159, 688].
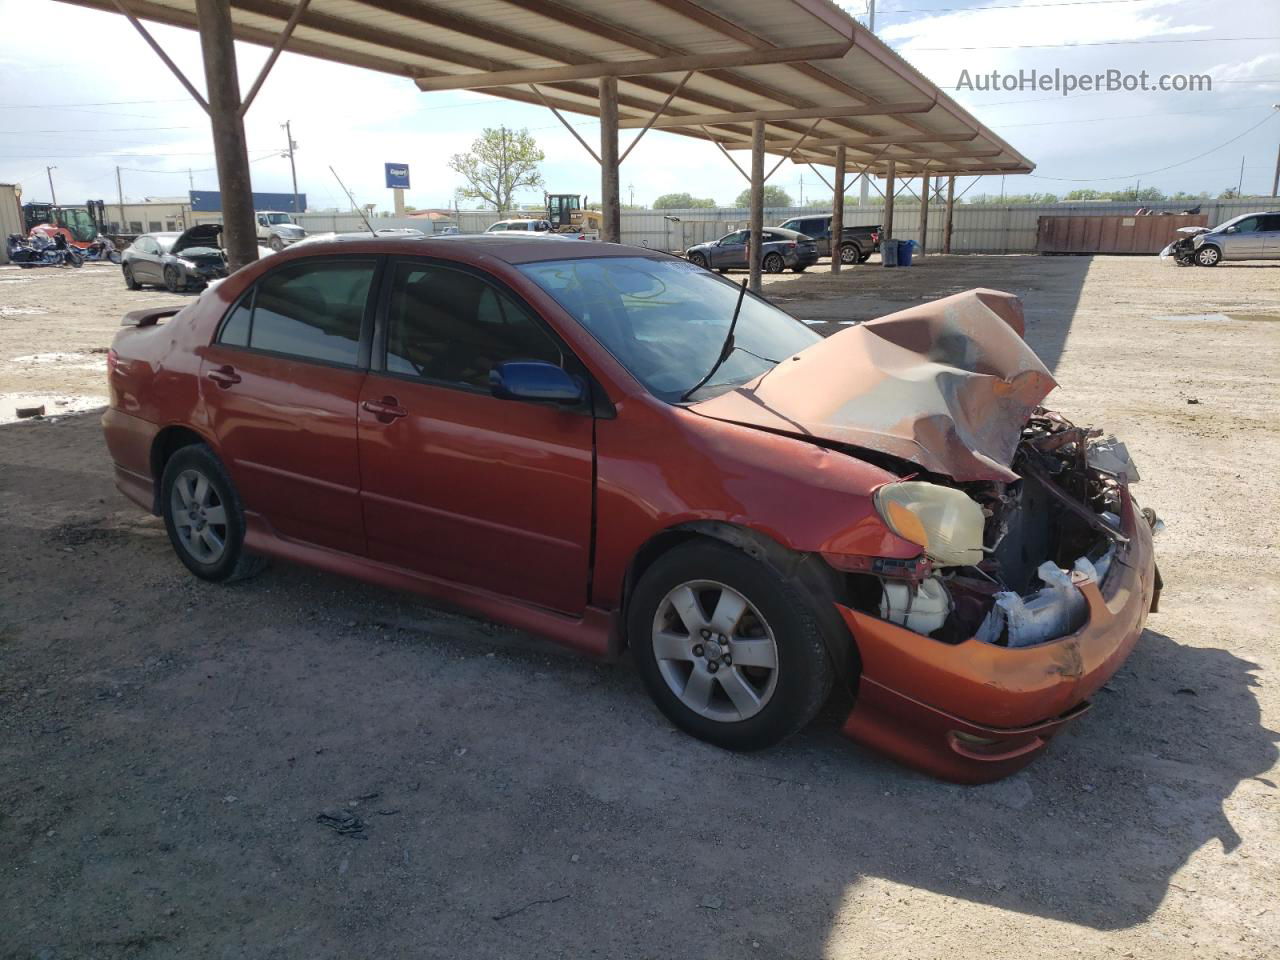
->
[160, 444, 267, 583]
[629, 540, 833, 751]
[123, 264, 141, 290]
[762, 252, 785, 274]
[687, 252, 708, 269]
[163, 265, 185, 292]
[269, 236, 284, 252]
[1195, 245, 1221, 267]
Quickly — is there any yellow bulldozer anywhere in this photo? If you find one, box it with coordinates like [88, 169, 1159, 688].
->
[546, 193, 602, 239]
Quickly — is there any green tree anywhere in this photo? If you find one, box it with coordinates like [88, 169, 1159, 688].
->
[1218, 186, 1241, 199]
[733, 185, 793, 207]
[654, 192, 716, 209]
[448, 126, 545, 213]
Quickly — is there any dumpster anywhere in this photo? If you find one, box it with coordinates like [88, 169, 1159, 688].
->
[881, 238, 901, 267]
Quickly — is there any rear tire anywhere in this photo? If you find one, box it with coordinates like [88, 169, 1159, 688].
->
[762, 252, 785, 274]
[160, 444, 267, 583]
[629, 539, 833, 751]
[123, 264, 141, 290]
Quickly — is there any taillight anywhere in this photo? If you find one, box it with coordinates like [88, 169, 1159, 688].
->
[786, 242, 796, 250]
[871, 231, 879, 243]
[106, 348, 118, 375]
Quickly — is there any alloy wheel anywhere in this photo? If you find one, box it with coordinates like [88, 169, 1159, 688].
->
[650, 580, 779, 722]
[169, 468, 228, 564]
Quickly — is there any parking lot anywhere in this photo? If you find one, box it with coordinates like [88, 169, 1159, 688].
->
[2, 254, 1278, 959]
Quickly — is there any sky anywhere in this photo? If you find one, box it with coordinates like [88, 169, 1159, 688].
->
[0, 0, 1277, 212]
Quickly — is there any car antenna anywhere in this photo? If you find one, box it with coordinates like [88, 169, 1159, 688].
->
[681, 278, 748, 402]
[329, 165, 375, 236]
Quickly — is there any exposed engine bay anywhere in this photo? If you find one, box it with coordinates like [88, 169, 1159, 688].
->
[866, 408, 1160, 648]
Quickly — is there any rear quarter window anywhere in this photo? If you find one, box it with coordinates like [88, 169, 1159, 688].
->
[217, 260, 375, 366]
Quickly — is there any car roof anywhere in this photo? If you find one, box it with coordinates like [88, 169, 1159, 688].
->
[272, 233, 678, 266]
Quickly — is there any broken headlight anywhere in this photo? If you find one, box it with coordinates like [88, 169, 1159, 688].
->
[872, 481, 985, 568]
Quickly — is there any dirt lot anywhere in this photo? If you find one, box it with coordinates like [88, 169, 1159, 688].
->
[2, 254, 1278, 959]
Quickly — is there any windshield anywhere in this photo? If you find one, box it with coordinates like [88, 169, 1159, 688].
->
[265, 213, 294, 225]
[155, 236, 177, 252]
[519, 256, 821, 402]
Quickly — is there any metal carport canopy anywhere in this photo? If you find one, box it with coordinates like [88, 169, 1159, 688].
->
[59, 0, 1033, 283]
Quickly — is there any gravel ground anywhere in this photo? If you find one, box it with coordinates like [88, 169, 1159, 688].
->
[1, 254, 1278, 959]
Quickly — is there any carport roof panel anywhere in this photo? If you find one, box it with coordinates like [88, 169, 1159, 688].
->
[59, 0, 1033, 176]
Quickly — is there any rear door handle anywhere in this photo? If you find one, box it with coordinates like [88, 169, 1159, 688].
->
[362, 396, 407, 422]
[206, 365, 241, 388]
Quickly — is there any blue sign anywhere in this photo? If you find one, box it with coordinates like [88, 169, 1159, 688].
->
[384, 163, 410, 189]
[189, 190, 306, 213]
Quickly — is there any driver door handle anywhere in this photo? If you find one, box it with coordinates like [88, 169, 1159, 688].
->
[362, 396, 407, 422]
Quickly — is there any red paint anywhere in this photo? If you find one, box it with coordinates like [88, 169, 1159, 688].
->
[102, 236, 1155, 781]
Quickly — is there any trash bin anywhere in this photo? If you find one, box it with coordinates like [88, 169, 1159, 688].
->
[899, 240, 916, 266]
[881, 238, 900, 267]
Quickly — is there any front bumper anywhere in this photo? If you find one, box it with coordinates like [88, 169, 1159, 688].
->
[838, 495, 1157, 783]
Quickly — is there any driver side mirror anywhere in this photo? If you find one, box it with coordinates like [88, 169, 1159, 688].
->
[1224, 226, 1237, 234]
[489, 361, 583, 404]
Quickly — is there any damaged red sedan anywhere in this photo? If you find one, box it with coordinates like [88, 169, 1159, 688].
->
[103, 236, 1160, 783]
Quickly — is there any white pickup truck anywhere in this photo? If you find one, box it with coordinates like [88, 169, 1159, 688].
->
[256, 211, 307, 251]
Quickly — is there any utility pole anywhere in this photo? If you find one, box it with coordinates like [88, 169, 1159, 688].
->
[46, 166, 57, 206]
[868, 0, 876, 32]
[1237, 154, 1245, 197]
[116, 166, 125, 232]
[1272, 142, 1279, 197]
[282, 120, 300, 214]
[628, 182, 634, 206]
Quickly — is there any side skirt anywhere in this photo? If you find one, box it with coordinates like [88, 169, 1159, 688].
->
[243, 513, 621, 660]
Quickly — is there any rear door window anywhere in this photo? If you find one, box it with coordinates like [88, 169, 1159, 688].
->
[223, 259, 375, 366]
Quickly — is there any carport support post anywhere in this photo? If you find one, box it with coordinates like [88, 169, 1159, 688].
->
[195, 0, 257, 272]
[748, 118, 764, 293]
[917, 174, 929, 257]
[599, 76, 621, 243]
[830, 145, 846, 274]
[943, 175, 955, 254]
[883, 160, 895, 244]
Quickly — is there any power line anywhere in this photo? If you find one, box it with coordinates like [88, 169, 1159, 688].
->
[0, 98, 192, 108]
[1027, 110, 1279, 181]
[997, 103, 1264, 127]
[0, 126, 199, 134]
[878, 0, 1152, 13]
[916, 35, 1280, 51]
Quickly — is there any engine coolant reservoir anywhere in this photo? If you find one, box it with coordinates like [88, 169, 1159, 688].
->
[880, 576, 952, 635]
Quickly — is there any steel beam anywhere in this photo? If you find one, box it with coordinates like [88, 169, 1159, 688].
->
[600, 76, 621, 243]
[749, 119, 764, 294]
[918, 172, 930, 257]
[414, 41, 851, 91]
[943, 175, 956, 254]
[618, 99, 935, 129]
[883, 160, 895, 244]
[195, 0, 257, 271]
[831, 144, 846, 274]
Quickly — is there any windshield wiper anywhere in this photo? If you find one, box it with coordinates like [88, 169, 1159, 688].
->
[681, 279, 750, 402]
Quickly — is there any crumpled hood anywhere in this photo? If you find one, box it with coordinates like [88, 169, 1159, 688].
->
[690, 288, 1057, 482]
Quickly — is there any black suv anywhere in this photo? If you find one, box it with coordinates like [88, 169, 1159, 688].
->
[778, 215, 880, 265]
